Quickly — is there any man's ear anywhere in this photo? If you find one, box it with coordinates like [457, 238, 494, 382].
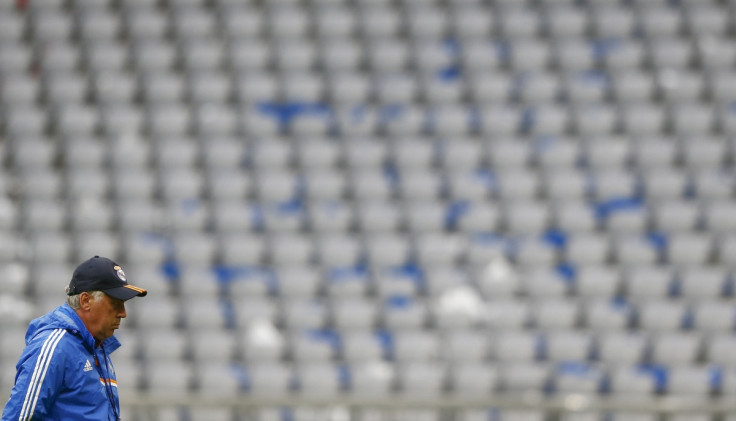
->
[78, 292, 92, 311]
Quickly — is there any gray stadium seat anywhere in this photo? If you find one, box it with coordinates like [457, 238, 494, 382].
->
[584, 299, 632, 331]
[144, 361, 194, 397]
[281, 298, 328, 331]
[0, 73, 38, 107]
[139, 328, 188, 361]
[692, 302, 736, 333]
[597, 332, 648, 365]
[650, 332, 702, 365]
[637, 300, 689, 332]
[397, 362, 446, 399]
[294, 363, 342, 399]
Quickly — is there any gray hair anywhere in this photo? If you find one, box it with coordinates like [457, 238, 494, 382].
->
[65, 287, 105, 309]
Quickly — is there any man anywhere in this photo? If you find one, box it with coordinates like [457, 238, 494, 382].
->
[1, 256, 147, 421]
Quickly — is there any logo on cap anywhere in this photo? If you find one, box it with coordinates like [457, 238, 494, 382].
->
[113, 265, 126, 282]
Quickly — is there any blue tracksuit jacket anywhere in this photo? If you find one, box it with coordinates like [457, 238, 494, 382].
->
[1, 304, 123, 420]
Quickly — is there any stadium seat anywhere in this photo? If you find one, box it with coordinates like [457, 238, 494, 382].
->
[677, 266, 727, 300]
[449, 362, 498, 398]
[381, 297, 429, 330]
[576, 266, 621, 298]
[666, 365, 716, 398]
[181, 296, 228, 329]
[624, 265, 674, 299]
[124, 8, 168, 40]
[637, 300, 689, 332]
[499, 362, 551, 394]
[364, 233, 411, 267]
[178, 265, 220, 298]
[244, 362, 292, 398]
[467, 71, 511, 104]
[0, 73, 39, 106]
[692, 302, 736, 333]
[294, 363, 343, 399]
[571, 104, 615, 135]
[650, 332, 702, 365]
[267, 5, 310, 39]
[666, 233, 712, 266]
[638, 6, 682, 38]
[554, 362, 605, 395]
[0, 14, 25, 42]
[331, 297, 377, 330]
[440, 330, 489, 364]
[502, 200, 549, 234]
[564, 233, 610, 265]
[69, 197, 114, 232]
[585, 139, 630, 170]
[647, 37, 694, 69]
[30, 11, 73, 42]
[492, 331, 541, 363]
[547, 6, 588, 39]
[597, 332, 648, 365]
[347, 361, 395, 398]
[632, 137, 678, 169]
[485, 299, 531, 331]
[397, 362, 446, 399]
[532, 300, 581, 330]
[403, 199, 446, 232]
[288, 330, 338, 362]
[583, 299, 632, 331]
[692, 170, 734, 201]
[546, 331, 594, 362]
[552, 202, 598, 232]
[112, 358, 143, 397]
[220, 7, 264, 40]
[608, 365, 658, 399]
[281, 298, 328, 331]
[374, 269, 422, 299]
[704, 334, 736, 367]
[704, 195, 736, 230]
[128, 296, 181, 330]
[649, 200, 700, 233]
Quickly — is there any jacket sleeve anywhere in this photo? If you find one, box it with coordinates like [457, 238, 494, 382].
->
[1, 329, 68, 421]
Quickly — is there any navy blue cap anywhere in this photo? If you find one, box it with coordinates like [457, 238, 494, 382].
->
[67, 256, 147, 301]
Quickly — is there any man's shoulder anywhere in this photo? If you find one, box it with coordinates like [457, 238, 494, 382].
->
[13, 329, 77, 374]
[25, 328, 84, 357]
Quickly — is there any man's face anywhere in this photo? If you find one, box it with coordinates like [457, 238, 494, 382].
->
[85, 293, 127, 343]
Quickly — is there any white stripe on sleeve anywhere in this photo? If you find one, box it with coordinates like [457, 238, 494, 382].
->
[18, 329, 66, 421]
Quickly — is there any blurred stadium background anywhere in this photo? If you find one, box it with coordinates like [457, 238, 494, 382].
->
[1, 0, 736, 419]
